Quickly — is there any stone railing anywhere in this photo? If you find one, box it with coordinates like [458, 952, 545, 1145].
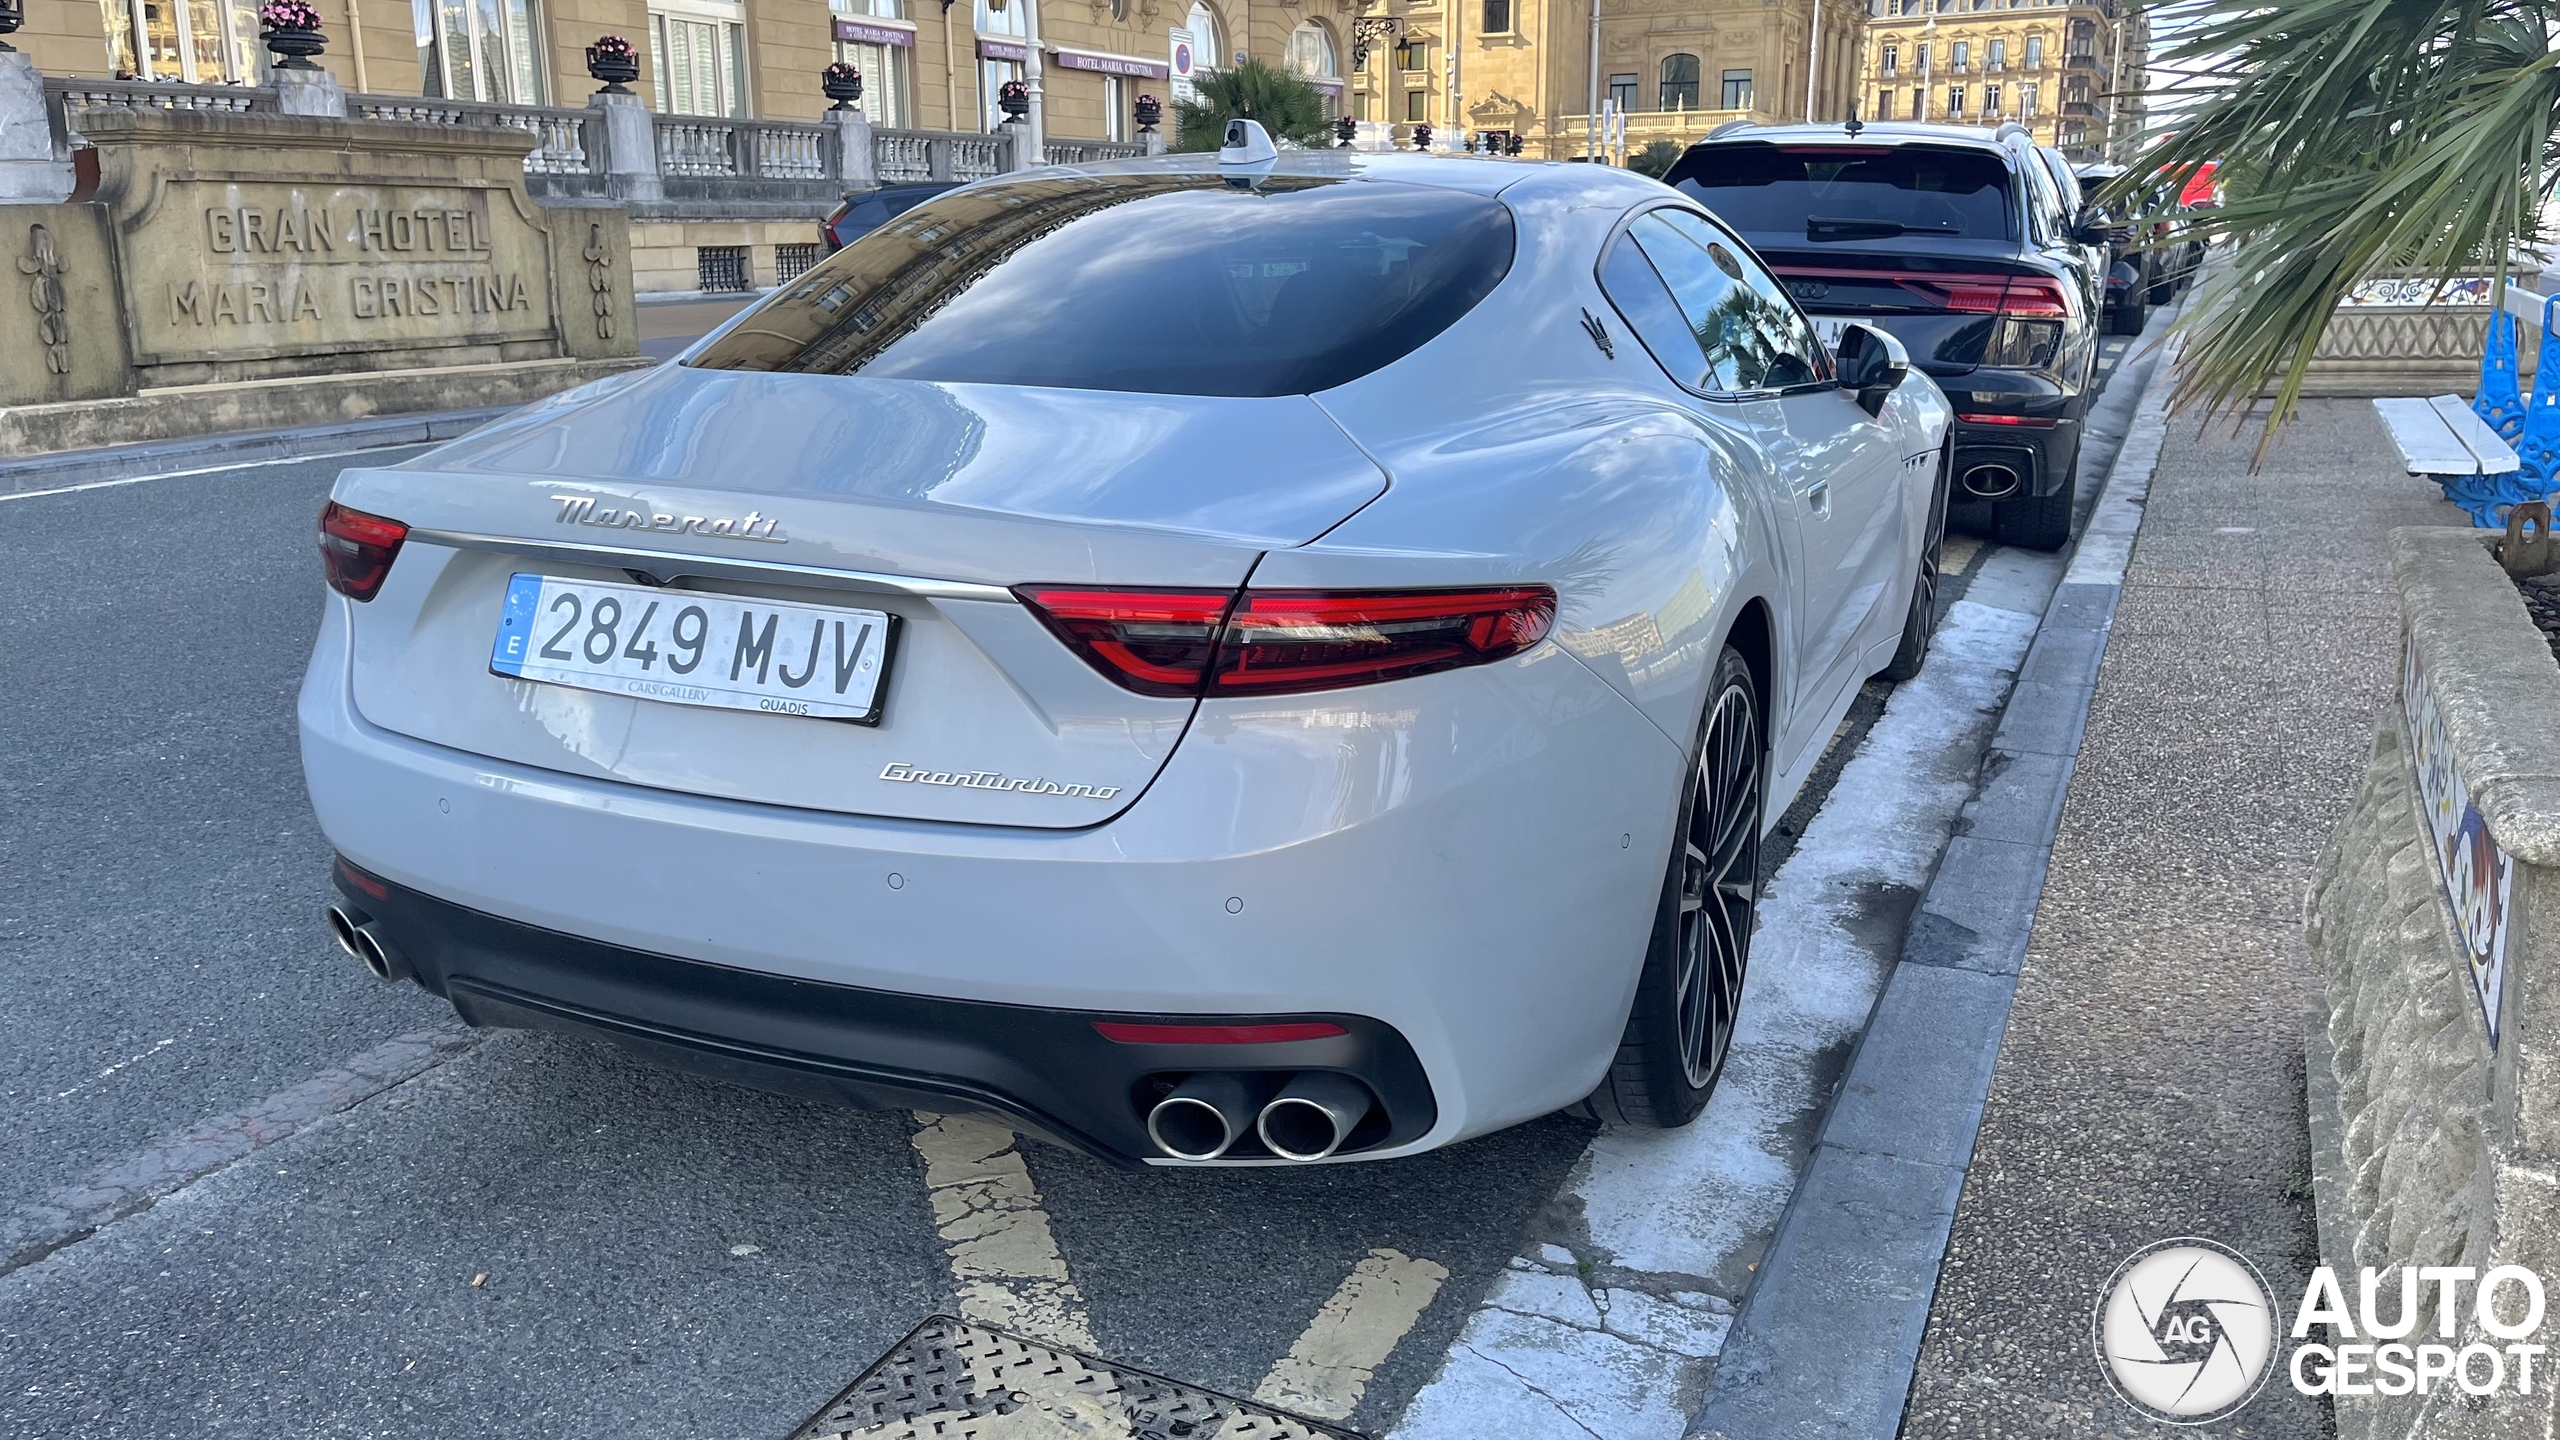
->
[353, 96, 593, 175]
[39, 76, 1021, 203]
[2305, 526, 2560, 1440]
[1042, 138, 1147, 166]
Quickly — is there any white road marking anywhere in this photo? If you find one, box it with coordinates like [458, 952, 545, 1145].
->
[0, 441, 425, 504]
[1392, 579, 2057, 1440]
[909, 1111, 1097, 1351]
[1252, 1248, 1449, 1421]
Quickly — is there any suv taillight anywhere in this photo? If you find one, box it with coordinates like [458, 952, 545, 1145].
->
[1014, 584, 1558, 698]
[319, 501, 408, 602]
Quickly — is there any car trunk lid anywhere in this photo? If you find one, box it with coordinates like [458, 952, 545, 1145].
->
[330, 365, 1387, 827]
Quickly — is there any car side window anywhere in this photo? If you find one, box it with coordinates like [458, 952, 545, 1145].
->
[1627, 210, 1827, 393]
[1598, 230, 1713, 389]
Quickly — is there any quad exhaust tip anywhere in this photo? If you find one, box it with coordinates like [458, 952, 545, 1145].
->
[1257, 1072, 1376, 1163]
[1146, 1073, 1260, 1161]
[326, 905, 412, 984]
[1960, 464, 2023, 501]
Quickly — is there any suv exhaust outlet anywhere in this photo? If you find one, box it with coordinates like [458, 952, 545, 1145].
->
[1961, 464, 2023, 501]
[1257, 1072, 1376, 1162]
[1146, 1074, 1260, 1160]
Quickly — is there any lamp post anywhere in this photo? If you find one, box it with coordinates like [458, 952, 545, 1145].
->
[1585, 0, 1600, 160]
[1022, 0, 1046, 168]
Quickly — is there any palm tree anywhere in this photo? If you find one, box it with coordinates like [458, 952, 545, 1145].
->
[1171, 58, 1333, 151]
[2124, 0, 2560, 447]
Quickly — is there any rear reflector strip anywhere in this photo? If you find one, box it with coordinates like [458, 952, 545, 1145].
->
[1093, 1021, 1349, 1045]
[1957, 413, 2058, 428]
[334, 856, 391, 900]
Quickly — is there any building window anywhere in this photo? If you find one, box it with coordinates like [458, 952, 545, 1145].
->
[1947, 84, 1963, 115]
[1987, 38, 2004, 68]
[1287, 21, 1337, 80]
[829, 34, 912, 126]
[1910, 88, 1923, 118]
[978, 57, 1020, 128]
[1880, 44, 1896, 76]
[1719, 67, 1750, 110]
[1186, 0, 1226, 68]
[1396, 38, 1426, 71]
[1659, 53, 1699, 109]
[652, 10, 748, 116]
[1983, 83, 2000, 114]
[1481, 0, 1510, 34]
[1914, 41, 1928, 72]
[1407, 86, 1427, 121]
[697, 245, 752, 292]
[2026, 34, 2043, 67]
[104, 0, 271, 83]
[774, 242, 822, 283]
[1876, 87, 1892, 118]
[1950, 40, 1967, 71]
[416, 0, 545, 101]
[2021, 82, 2037, 116]
[1605, 72, 1636, 110]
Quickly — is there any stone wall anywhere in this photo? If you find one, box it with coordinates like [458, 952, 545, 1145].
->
[2299, 307, 2514, 399]
[2305, 527, 2560, 1439]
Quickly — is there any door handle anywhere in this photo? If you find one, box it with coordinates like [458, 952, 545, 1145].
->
[1805, 479, 1831, 518]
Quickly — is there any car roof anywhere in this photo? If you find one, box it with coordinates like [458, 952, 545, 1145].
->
[1685, 121, 2025, 159]
[1009, 146, 1673, 203]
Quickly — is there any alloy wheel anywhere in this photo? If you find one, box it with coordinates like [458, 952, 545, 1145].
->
[1674, 678, 1762, 1090]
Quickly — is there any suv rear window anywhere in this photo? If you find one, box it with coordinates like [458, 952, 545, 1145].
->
[688, 173, 1516, 396]
[1667, 143, 2016, 243]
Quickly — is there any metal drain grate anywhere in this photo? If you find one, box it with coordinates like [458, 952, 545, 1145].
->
[788, 1316, 1363, 1440]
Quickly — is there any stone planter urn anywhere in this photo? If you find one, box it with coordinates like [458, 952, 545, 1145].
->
[822, 62, 863, 110]
[585, 36, 641, 94]
[1411, 122, 1432, 151]
[998, 79, 1029, 122]
[1133, 93, 1161, 132]
[257, 1, 325, 70]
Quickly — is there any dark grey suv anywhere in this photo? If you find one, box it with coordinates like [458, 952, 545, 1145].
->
[1665, 121, 2110, 550]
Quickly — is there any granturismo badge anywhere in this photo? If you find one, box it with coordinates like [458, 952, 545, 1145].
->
[551, 493, 787, 543]
[879, 763, 1122, 800]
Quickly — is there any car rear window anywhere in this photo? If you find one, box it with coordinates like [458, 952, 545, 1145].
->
[1667, 143, 2016, 243]
[687, 173, 1516, 396]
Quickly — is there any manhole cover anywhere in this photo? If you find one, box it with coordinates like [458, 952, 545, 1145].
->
[787, 1315, 1365, 1440]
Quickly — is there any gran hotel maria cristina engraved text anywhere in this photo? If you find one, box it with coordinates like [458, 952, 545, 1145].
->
[147, 187, 548, 338]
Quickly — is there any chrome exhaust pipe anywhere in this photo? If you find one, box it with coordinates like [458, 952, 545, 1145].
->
[350, 921, 412, 984]
[324, 904, 367, 960]
[1256, 1072, 1376, 1163]
[1960, 464, 2022, 501]
[1146, 1074, 1258, 1161]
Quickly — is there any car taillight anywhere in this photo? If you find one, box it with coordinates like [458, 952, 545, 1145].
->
[1093, 1020, 1348, 1044]
[318, 501, 408, 602]
[1013, 584, 1558, 699]
[1012, 586, 1236, 697]
[1922, 279, 2014, 313]
[1210, 587, 1556, 696]
[1997, 277, 2074, 317]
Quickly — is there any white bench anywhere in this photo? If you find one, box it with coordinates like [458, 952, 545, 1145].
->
[2373, 394, 2521, 479]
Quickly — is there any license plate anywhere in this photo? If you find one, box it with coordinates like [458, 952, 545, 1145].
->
[1812, 315, 1876, 348]
[489, 574, 897, 725]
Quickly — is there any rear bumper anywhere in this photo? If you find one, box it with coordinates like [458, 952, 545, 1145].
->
[297, 596, 1686, 1159]
[332, 865, 1436, 1165]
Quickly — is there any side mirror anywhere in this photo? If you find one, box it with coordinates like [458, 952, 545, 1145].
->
[1835, 322, 1909, 418]
[2069, 207, 2115, 246]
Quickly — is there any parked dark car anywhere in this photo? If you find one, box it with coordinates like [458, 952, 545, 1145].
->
[821, 182, 962, 253]
[2075, 162, 2154, 337]
[1664, 121, 2111, 549]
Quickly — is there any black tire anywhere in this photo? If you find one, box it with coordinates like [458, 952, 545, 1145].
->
[1993, 448, 2078, 552]
[2108, 294, 2147, 337]
[1590, 646, 1764, 1129]
[1878, 444, 1951, 683]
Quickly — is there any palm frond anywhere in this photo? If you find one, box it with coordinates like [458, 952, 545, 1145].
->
[2110, 0, 2560, 457]
[1169, 59, 1332, 151]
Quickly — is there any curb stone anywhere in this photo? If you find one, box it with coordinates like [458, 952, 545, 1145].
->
[1686, 325, 2184, 1440]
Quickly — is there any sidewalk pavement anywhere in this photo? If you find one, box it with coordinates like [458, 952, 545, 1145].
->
[1899, 399, 2467, 1437]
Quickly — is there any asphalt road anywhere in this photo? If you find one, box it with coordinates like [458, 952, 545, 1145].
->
[0, 331, 2137, 1439]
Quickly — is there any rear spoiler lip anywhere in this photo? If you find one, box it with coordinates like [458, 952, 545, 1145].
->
[404, 527, 1016, 603]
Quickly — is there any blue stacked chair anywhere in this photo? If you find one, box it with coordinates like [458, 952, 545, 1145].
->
[2438, 296, 2560, 527]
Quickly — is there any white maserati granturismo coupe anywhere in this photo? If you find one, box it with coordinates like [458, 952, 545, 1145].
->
[301, 122, 1952, 1166]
